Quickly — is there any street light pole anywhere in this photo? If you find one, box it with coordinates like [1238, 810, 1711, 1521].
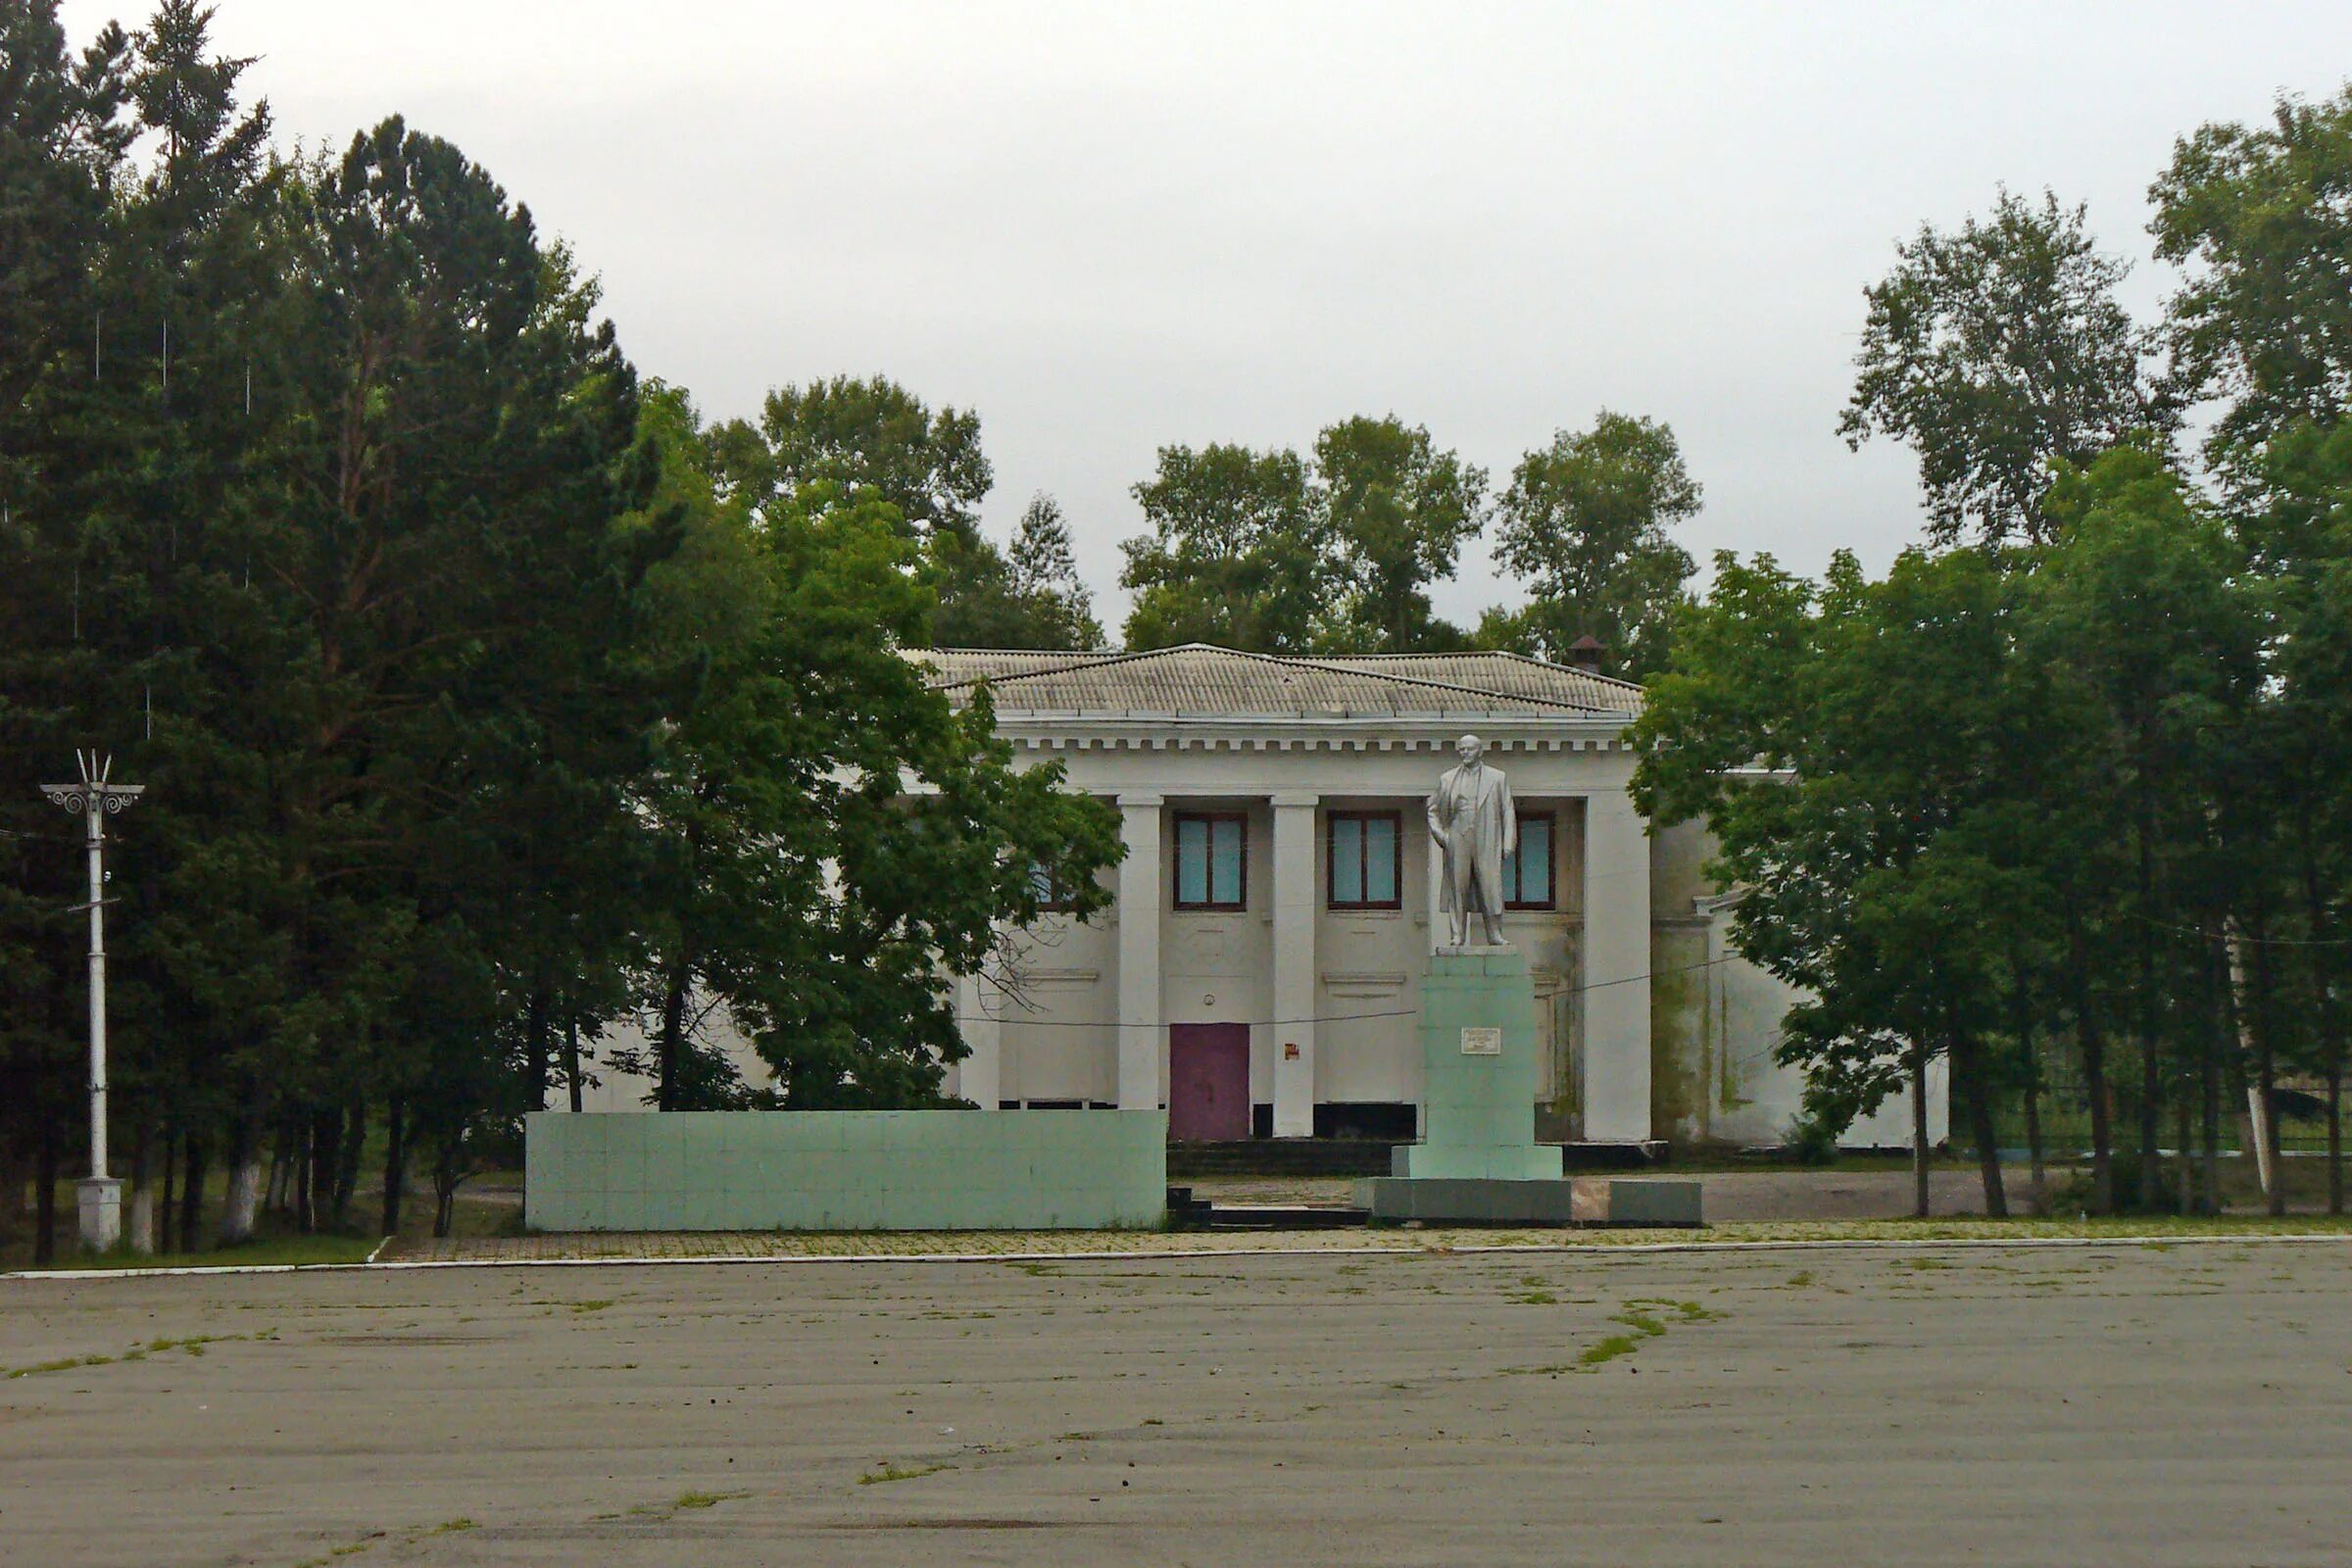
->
[40, 752, 143, 1252]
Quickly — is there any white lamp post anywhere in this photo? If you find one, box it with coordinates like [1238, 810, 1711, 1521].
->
[39, 752, 143, 1252]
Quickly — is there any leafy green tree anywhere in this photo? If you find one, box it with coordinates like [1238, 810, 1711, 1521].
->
[1634, 548, 2045, 1215]
[713, 372, 990, 539]
[627, 402, 1123, 1109]
[1313, 416, 1486, 652]
[1005, 495, 1102, 648]
[714, 372, 1098, 649]
[2034, 446, 2263, 1211]
[1488, 412, 1698, 678]
[1841, 189, 2166, 547]
[1120, 443, 1328, 652]
[2153, 88, 2352, 480]
[927, 493, 1102, 651]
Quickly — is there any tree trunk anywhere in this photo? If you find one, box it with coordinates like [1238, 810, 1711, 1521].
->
[2300, 848, 2343, 1217]
[564, 1015, 584, 1114]
[2328, 1063, 2344, 1218]
[2069, 917, 2115, 1213]
[308, 1105, 342, 1231]
[2134, 815, 2162, 1213]
[2022, 1072, 2045, 1191]
[379, 1095, 407, 1238]
[2009, 963, 2044, 1190]
[264, 1126, 285, 1215]
[659, 960, 693, 1112]
[1911, 1047, 1930, 1219]
[2202, 938, 2225, 1216]
[332, 1098, 365, 1226]
[219, 1112, 264, 1245]
[525, 988, 551, 1114]
[2246, 906, 2287, 1218]
[159, 1131, 179, 1253]
[126, 1127, 156, 1255]
[1951, 1023, 2006, 1218]
[32, 1119, 58, 1267]
[432, 1135, 464, 1240]
[178, 1136, 206, 1251]
[0, 1133, 27, 1249]
[2173, 1096, 2194, 1217]
[294, 1120, 314, 1234]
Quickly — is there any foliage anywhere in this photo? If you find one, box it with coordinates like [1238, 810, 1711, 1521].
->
[928, 492, 1103, 651]
[1841, 189, 2167, 546]
[1313, 416, 1488, 652]
[2152, 86, 2352, 481]
[0, 4, 1123, 1246]
[1487, 412, 1698, 679]
[1118, 417, 1489, 654]
[1120, 442, 1329, 652]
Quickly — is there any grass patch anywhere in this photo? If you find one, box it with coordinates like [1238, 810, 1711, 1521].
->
[858, 1461, 953, 1486]
[1507, 1290, 1558, 1305]
[1628, 1298, 1725, 1324]
[8, 1330, 262, 1380]
[1580, 1334, 1641, 1367]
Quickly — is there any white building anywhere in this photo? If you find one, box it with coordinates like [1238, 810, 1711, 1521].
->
[585, 644, 1943, 1149]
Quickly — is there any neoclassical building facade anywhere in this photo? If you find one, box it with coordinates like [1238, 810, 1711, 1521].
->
[923, 645, 1938, 1150]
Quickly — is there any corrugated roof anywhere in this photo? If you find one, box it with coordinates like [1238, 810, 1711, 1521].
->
[913, 644, 1642, 718]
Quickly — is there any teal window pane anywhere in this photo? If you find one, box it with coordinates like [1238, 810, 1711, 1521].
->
[1176, 817, 1208, 906]
[1210, 818, 1244, 905]
[1331, 817, 1363, 905]
[1365, 816, 1398, 904]
[1506, 816, 1553, 906]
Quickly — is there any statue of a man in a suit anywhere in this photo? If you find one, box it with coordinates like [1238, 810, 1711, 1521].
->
[1428, 733, 1517, 948]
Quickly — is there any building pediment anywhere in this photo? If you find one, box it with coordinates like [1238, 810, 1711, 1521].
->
[915, 644, 1643, 725]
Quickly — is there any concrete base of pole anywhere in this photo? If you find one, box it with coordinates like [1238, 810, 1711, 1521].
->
[76, 1177, 122, 1252]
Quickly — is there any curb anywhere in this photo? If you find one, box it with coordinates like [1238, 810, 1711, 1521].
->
[6, 1228, 2347, 1281]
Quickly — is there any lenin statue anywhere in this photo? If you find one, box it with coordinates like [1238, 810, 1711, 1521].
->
[1427, 733, 1516, 949]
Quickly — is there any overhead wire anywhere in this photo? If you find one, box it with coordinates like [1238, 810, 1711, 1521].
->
[955, 953, 1744, 1029]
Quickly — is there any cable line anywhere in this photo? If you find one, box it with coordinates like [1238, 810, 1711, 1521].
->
[955, 954, 1744, 1029]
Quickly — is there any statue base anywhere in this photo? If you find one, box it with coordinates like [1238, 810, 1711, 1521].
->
[1391, 949, 1564, 1183]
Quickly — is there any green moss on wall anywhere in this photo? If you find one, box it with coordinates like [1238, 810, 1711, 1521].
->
[1649, 929, 1707, 1145]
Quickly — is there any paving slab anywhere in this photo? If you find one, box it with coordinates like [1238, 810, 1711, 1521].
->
[4, 1240, 2347, 1565]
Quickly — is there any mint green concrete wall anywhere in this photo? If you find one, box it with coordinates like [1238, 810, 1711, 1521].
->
[1401, 951, 1565, 1180]
[524, 1109, 1167, 1232]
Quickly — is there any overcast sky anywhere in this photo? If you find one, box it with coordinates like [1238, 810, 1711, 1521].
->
[59, 1, 2352, 628]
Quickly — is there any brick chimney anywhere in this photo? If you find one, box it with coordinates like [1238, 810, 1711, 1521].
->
[1567, 635, 1605, 673]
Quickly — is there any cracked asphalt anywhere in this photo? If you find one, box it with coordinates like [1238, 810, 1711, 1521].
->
[4, 1241, 2348, 1566]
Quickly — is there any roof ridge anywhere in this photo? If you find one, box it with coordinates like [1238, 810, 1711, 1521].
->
[1269, 651, 1613, 712]
[929, 642, 1627, 713]
[1446, 646, 1647, 695]
[924, 643, 1214, 691]
[1317, 646, 1645, 696]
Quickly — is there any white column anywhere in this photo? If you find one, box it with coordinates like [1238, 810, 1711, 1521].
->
[1269, 793, 1319, 1138]
[1116, 793, 1163, 1110]
[955, 970, 1002, 1108]
[1581, 784, 1652, 1142]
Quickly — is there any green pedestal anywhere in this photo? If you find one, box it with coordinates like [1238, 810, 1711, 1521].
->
[1396, 949, 1563, 1182]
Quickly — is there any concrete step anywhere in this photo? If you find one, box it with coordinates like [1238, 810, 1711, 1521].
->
[1166, 1140, 1394, 1178]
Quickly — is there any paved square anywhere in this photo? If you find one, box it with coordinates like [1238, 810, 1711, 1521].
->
[4, 1242, 2347, 1566]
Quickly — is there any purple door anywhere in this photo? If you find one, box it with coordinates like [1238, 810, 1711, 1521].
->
[1168, 1023, 1251, 1141]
